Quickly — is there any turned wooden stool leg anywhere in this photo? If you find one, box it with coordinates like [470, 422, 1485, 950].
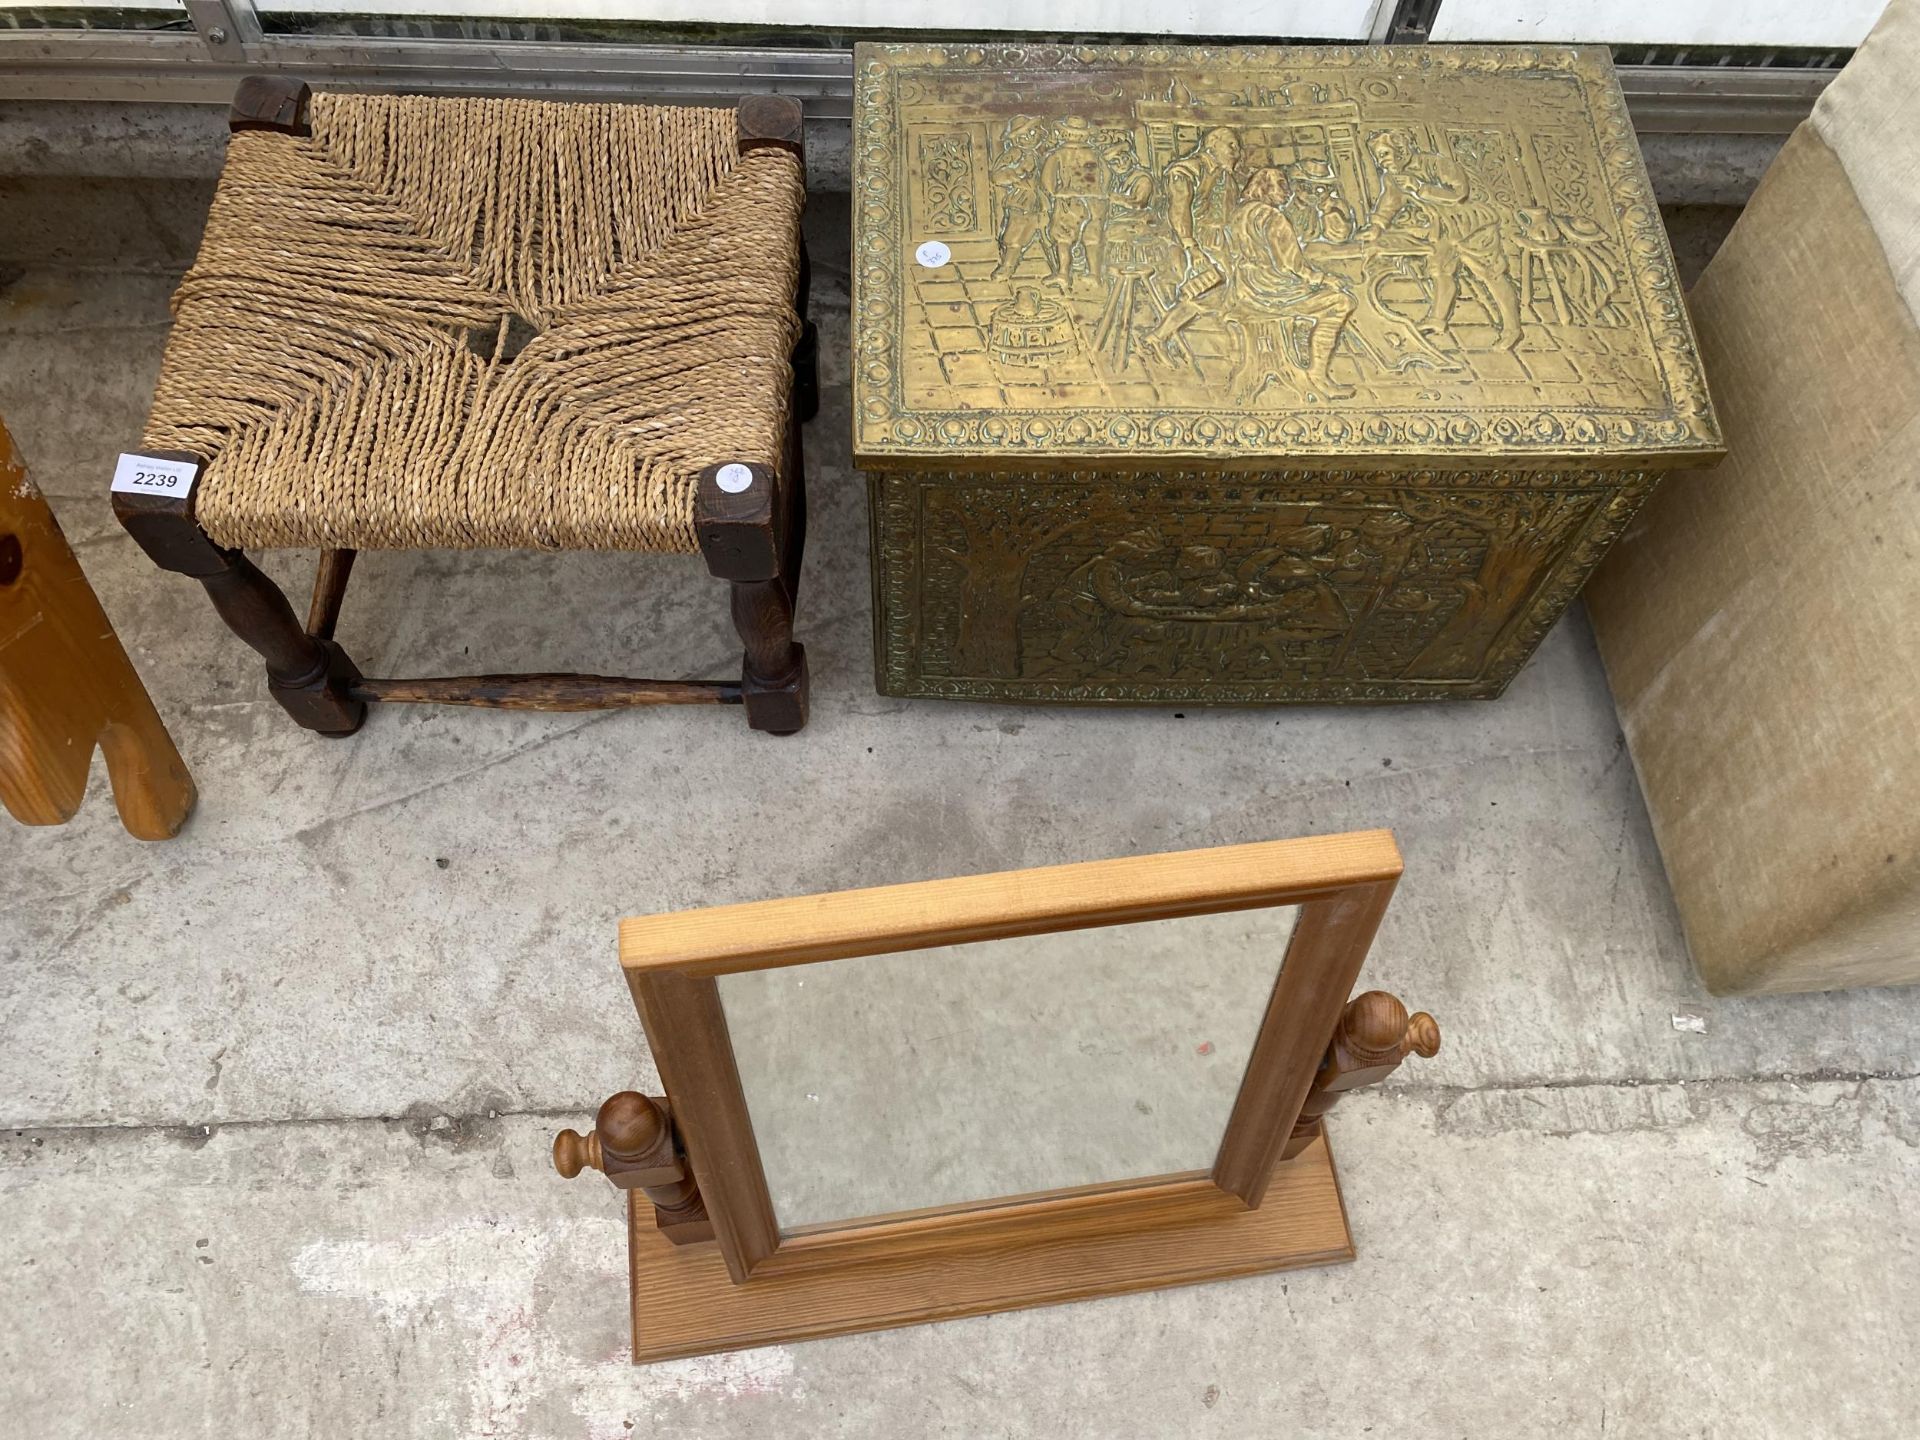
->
[306, 548, 356, 640]
[731, 577, 806, 731]
[781, 385, 808, 611]
[113, 459, 366, 737]
[230, 75, 312, 136]
[695, 458, 809, 736]
[792, 240, 820, 426]
[200, 553, 365, 735]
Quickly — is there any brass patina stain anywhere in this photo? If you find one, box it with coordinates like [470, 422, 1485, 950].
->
[853, 43, 1722, 703]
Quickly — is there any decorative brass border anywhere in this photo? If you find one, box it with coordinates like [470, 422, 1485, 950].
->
[851, 42, 1722, 469]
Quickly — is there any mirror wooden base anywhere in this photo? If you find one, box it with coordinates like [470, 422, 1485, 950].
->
[626, 1134, 1351, 1363]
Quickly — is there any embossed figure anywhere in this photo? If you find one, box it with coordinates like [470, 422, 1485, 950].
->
[990, 116, 1050, 279]
[1160, 545, 1240, 607]
[1038, 117, 1111, 287]
[1284, 159, 1356, 244]
[1096, 132, 1160, 264]
[1238, 528, 1351, 627]
[1040, 524, 1357, 679]
[1089, 134, 1181, 371]
[1357, 128, 1523, 352]
[1043, 531, 1172, 671]
[1142, 127, 1243, 360]
[1224, 168, 1357, 403]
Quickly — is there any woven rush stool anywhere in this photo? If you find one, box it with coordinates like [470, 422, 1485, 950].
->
[115, 77, 817, 737]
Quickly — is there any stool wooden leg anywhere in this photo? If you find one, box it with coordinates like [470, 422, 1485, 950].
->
[780, 399, 808, 611]
[731, 578, 808, 735]
[230, 76, 312, 137]
[306, 548, 356, 640]
[694, 452, 809, 736]
[729, 412, 810, 735]
[792, 316, 820, 427]
[202, 553, 366, 736]
[792, 239, 819, 426]
[114, 464, 366, 738]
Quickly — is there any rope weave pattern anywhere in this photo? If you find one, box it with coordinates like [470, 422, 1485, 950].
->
[143, 93, 803, 553]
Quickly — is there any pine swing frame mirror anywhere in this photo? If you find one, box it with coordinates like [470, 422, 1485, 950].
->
[556, 830, 1438, 1362]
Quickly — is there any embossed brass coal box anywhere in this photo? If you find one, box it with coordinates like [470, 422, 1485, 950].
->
[853, 43, 1721, 703]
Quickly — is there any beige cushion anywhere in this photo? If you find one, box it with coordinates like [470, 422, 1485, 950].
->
[1585, 1, 1920, 994]
[1812, 0, 1920, 323]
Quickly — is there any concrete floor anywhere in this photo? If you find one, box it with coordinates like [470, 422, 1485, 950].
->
[2, 178, 1916, 1439]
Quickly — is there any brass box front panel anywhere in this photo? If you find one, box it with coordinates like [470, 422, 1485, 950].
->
[869, 467, 1655, 703]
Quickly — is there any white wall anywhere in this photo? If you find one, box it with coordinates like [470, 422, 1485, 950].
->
[245, 0, 1386, 37]
[19, 0, 1889, 48]
[1431, 0, 1889, 48]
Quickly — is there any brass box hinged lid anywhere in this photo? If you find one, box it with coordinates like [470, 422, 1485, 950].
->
[852, 43, 1722, 472]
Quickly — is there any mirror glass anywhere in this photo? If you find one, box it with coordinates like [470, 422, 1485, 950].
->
[717, 903, 1299, 1231]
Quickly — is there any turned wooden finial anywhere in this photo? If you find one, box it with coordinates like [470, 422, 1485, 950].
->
[597, 1091, 669, 1160]
[1337, 990, 1412, 1063]
[552, 1125, 602, 1179]
[1281, 990, 1441, 1162]
[551, 1092, 715, 1246]
[1334, 990, 1440, 1063]
[1407, 1010, 1441, 1058]
[554, 1091, 668, 1178]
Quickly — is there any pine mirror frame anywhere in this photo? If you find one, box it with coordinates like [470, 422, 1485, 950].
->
[611, 830, 1407, 1361]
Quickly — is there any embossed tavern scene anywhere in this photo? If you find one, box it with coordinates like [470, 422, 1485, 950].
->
[854, 45, 1722, 704]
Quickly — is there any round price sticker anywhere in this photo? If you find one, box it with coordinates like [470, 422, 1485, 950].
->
[716, 463, 755, 494]
[914, 240, 952, 269]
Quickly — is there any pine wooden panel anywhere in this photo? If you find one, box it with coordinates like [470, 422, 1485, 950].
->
[0, 421, 193, 840]
[1212, 878, 1397, 1205]
[628, 1133, 1353, 1362]
[620, 830, 1402, 975]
